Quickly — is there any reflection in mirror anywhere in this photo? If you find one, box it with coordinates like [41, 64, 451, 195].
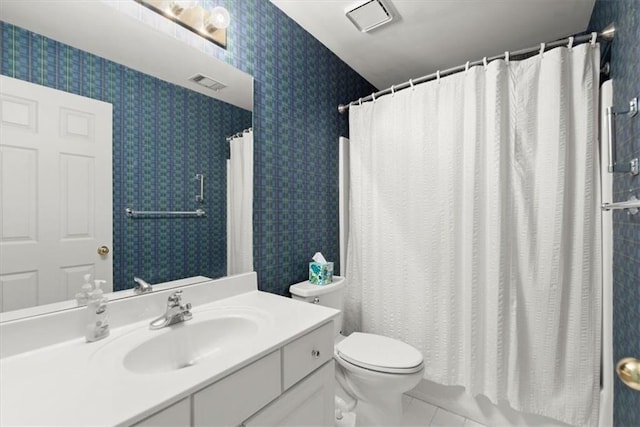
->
[0, 1, 253, 319]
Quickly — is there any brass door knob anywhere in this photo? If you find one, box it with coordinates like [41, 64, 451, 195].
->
[97, 245, 110, 256]
[616, 357, 640, 391]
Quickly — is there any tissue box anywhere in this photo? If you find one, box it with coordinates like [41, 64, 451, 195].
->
[309, 262, 334, 285]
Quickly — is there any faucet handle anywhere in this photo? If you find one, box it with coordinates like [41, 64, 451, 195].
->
[133, 277, 152, 294]
[167, 290, 183, 307]
[181, 302, 193, 322]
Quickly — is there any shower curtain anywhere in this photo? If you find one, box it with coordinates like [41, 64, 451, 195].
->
[227, 130, 254, 275]
[344, 43, 601, 426]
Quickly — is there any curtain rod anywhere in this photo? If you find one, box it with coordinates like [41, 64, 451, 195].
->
[337, 24, 616, 114]
[226, 127, 252, 142]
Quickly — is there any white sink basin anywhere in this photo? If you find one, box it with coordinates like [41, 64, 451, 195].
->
[125, 315, 260, 374]
[96, 307, 272, 375]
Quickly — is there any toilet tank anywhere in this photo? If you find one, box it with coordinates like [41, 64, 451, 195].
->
[289, 276, 345, 336]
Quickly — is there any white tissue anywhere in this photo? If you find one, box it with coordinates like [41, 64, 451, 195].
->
[312, 252, 328, 264]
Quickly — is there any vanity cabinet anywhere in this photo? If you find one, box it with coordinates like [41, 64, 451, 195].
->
[132, 321, 335, 427]
[0, 274, 341, 427]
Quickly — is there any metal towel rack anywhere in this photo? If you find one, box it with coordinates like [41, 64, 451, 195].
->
[195, 174, 205, 203]
[601, 196, 640, 215]
[606, 97, 639, 175]
[126, 208, 206, 218]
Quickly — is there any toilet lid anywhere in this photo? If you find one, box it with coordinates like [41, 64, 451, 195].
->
[335, 333, 424, 374]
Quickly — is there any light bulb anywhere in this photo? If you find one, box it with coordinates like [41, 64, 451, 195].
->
[168, 0, 198, 16]
[207, 6, 230, 30]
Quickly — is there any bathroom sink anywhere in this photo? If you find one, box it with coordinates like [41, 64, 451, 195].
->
[110, 308, 270, 374]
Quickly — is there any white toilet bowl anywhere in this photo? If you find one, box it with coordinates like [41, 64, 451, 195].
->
[334, 332, 424, 426]
[289, 278, 425, 426]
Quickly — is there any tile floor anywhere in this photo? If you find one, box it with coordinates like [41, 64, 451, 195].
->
[402, 395, 486, 427]
[336, 395, 486, 427]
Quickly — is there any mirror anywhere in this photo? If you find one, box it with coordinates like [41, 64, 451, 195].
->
[0, 1, 253, 320]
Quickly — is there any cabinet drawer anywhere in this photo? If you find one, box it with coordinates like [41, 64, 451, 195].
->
[282, 322, 334, 389]
[193, 351, 281, 426]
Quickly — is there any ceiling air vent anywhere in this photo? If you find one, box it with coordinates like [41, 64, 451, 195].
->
[346, 0, 393, 33]
[189, 74, 227, 91]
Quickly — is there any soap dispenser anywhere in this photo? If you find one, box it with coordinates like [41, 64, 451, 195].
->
[75, 274, 93, 305]
[86, 279, 110, 342]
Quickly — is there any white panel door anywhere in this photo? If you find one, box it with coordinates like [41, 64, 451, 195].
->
[0, 75, 112, 312]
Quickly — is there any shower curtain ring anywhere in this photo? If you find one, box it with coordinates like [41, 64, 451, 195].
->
[465, 61, 470, 72]
[483, 57, 488, 70]
[539, 43, 545, 57]
[409, 79, 415, 90]
[358, 98, 362, 106]
[391, 85, 395, 96]
[567, 36, 574, 49]
[590, 32, 597, 46]
[505, 51, 510, 64]
[436, 70, 441, 83]
[372, 92, 376, 102]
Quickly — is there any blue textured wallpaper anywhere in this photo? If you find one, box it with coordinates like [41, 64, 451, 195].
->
[0, 22, 253, 291]
[588, 1, 640, 426]
[199, 0, 376, 294]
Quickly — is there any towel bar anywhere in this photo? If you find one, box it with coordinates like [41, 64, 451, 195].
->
[125, 208, 206, 218]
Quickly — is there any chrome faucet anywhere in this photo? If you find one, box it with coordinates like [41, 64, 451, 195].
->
[133, 277, 153, 294]
[150, 290, 192, 330]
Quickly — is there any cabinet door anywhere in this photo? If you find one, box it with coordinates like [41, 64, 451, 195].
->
[193, 351, 281, 426]
[244, 361, 334, 427]
[133, 398, 190, 427]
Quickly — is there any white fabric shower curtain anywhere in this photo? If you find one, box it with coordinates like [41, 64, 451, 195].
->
[227, 130, 254, 275]
[345, 44, 601, 426]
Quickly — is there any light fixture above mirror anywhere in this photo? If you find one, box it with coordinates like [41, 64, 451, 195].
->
[134, 0, 229, 49]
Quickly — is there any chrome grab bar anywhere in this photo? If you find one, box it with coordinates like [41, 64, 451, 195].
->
[607, 106, 616, 173]
[606, 99, 638, 176]
[601, 196, 639, 215]
[195, 173, 204, 203]
[126, 208, 206, 218]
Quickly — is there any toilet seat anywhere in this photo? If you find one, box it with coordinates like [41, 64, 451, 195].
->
[335, 332, 424, 374]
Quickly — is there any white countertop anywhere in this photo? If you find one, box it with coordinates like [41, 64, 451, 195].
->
[0, 289, 338, 426]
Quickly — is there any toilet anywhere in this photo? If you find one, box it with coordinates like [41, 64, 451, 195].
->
[290, 276, 424, 426]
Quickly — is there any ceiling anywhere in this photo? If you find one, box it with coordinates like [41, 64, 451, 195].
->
[270, 0, 597, 90]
